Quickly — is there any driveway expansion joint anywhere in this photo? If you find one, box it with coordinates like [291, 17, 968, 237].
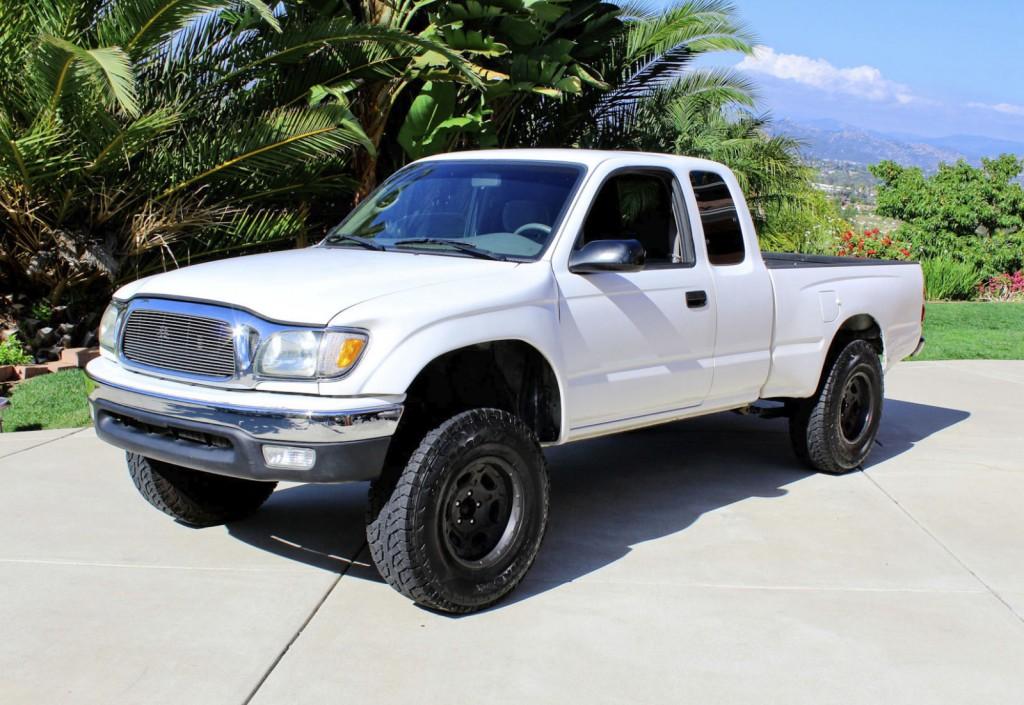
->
[240, 542, 365, 705]
[0, 428, 85, 460]
[863, 470, 1024, 627]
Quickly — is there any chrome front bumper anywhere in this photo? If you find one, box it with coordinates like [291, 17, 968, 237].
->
[87, 363, 402, 483]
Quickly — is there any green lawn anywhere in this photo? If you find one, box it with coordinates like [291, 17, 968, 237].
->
[2, 370, 95, 432]
[916, 302, 1024, 360]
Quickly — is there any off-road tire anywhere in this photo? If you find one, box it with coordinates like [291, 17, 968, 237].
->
[127, 453, 277, 527]
[366, 409, 549, 614]
[789, 339, 884, 474]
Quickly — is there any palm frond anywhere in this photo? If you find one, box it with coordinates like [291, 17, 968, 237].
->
[97, 0, 279, 55]
[38, 36, 141, 116]
[159, 105, 372, 198]
[0, 116, 78, 186]
[624, 0, 755, 67]
[217, 18, 480, 88]
[89, 107, 181, 171]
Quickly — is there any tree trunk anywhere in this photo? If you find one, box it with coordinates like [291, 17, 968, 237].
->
[352, 84, 394, 204]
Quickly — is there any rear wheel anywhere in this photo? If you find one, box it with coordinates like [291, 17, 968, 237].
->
[127, 453, 276, 527]
[366, 409, 549, 613]
[789, 339, 884, 474]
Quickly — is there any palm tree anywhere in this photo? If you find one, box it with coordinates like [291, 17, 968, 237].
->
[290, 0, 621, 196]
[503, 1, 833, 251]
[504, 0, 758, 147]
[0, 0, 467, 305]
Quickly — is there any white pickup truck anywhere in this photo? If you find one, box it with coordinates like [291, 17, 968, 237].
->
[87, 149, 924, 612]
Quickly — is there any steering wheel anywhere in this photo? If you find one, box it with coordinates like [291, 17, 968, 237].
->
[513, 222, 552, 244]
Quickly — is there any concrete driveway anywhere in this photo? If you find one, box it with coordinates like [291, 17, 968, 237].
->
[2, 361, 1023, 704]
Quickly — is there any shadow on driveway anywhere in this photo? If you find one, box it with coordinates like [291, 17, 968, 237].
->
[225, 399, 969, 599]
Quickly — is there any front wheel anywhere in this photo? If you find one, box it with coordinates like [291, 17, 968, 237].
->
[789, 339, 884, 474]
[127, 453, 277, 527]
[366, 409, 549, 613]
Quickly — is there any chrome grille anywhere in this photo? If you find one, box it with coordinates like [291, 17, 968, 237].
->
[122, 310, 236, 377]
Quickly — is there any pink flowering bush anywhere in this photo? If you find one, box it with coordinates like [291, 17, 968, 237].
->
[977, 271, 1024, 301]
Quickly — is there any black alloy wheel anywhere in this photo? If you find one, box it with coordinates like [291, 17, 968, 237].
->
[441, 456, 524, 568]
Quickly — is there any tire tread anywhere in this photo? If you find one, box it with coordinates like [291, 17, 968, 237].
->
[790, 339, 883, 474]
[128, 453, 276, 527]
[367, 409, 548, 613]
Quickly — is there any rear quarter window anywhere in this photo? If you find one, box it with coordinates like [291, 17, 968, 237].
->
[689, 171, 745, 266]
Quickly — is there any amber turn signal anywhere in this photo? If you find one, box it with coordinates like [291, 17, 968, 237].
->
[336, 337, 366, 369]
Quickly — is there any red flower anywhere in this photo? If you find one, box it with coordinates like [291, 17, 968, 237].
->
[866, 249, 877, 256]
[899, 248, 910, 257]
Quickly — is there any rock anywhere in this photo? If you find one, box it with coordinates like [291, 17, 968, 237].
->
[18, 318, 41, 337]
[58, 322, 76, 336]
[80, 330, 98, 349]
[33, 326, 55, 347]
[50, 305, 68, 323]
[1, 328, 17, 342]
[59, 334, 73, 349]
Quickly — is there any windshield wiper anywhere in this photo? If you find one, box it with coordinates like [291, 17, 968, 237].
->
[323, 233, 386, 251]
[392, 238, 508, 261]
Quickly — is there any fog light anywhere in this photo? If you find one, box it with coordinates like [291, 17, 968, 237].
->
[262, 445, 316, 470]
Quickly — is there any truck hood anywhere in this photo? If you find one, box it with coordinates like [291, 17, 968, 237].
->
[116, 247, 519, 325]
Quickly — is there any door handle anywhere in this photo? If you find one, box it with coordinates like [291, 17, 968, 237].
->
[686, 290, 708, 308]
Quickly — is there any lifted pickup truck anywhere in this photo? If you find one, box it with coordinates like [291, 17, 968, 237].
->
[88, 149, 924, 612]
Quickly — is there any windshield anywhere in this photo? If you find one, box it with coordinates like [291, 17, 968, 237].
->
[324, 161, 585, 260]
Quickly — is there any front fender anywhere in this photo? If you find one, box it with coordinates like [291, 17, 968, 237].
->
[318, 264, 570, 441]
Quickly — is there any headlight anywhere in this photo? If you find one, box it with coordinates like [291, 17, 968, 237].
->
[256, 330, 367, 379]
[98, 302, 124, 353]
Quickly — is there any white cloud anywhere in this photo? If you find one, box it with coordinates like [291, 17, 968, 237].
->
[737, 46, 916, 105]
[968, 101, 1024, 116]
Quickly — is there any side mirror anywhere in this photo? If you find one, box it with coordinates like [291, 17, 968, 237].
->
[568, 239, 646, 274]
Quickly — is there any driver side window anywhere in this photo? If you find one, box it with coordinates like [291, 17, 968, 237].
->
[578, 171, 690, 267]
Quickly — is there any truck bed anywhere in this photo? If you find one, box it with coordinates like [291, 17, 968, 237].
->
[762, 252, 917, 269]
[762, 251, 925, 400]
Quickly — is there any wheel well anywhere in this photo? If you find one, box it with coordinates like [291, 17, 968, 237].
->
[397, 341, 562, 445]
[823, 314, 883, 372]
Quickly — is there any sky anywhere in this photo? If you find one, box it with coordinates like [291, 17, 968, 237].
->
[677, 0, 1024, 141]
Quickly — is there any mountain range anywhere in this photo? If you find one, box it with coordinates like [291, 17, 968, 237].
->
[773, 119, 1024, 171]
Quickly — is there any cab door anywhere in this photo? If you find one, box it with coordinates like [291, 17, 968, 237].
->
[554, 168, 717, 431]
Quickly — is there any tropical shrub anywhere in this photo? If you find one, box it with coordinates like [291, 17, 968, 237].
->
[899, 229, 1024, 278]
[977, 271, 1024, 302]
[0, 334, 33, 366]
[921, 258, 982, 301]
[0, 0, 378, 308]
[870, 156, 1024, 277]
[1, 0, 818, 319]
[759, 186, 850, 254]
